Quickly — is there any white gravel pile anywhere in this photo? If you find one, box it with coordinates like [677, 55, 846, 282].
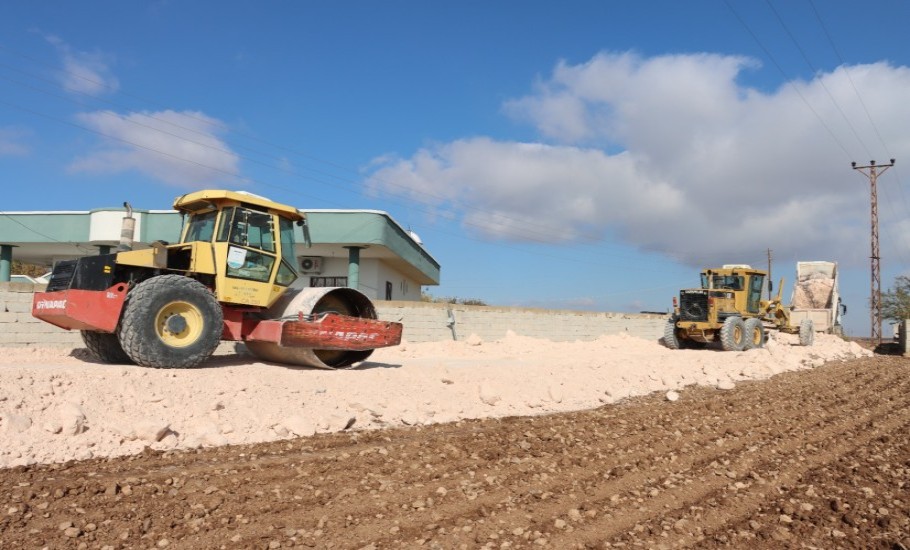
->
[0, 331, 871, 468]
[793, 278, 836, 308]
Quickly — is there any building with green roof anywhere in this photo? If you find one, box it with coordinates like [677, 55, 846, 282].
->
[0, 205, 440, 301]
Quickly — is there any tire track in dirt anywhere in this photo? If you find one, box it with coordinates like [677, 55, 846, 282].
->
[248, 359, 901, 548]
[1, 368, 892, 548]
[552, 363, 908, 547]
[370, 360, 907, 548]
[683, 408, 910, 547]
[1, 356, 907, 550]
[556, 381, 910, 547]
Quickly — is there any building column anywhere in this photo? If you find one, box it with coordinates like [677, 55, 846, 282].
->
[0, 245, 16, 282]
[344, 246, 364, 290]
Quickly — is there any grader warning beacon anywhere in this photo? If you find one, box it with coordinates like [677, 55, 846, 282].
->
[32, 190, 402, 369]
[663, 264, 814, 351]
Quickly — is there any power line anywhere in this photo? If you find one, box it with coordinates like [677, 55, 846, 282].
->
[807, 0, 892, 157]
[0, 53, 721, 265]
[0, 96, 699, 279]
[723, 0, 855, 161]
[0, 44, 582, 242]
[726, 0, 910, 334]
[0, 38, 871, 308]
[806, 0, 910, 231]
[764, 0, 872, 159]
[0, 212, 96, 256]
[769, 1, 910, 272]
[0, 40, 845, 270]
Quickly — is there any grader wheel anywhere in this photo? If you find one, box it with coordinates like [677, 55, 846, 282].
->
[743, 318, 766, 350]
[720, 316, 746, 351]
[662, 318, 681, 350]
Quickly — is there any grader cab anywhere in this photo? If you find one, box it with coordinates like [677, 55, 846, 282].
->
[664, 265, 814, 351]
[32, 190, 402, 369]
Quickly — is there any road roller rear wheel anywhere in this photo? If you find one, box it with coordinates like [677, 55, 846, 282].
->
[81, 330, 133, 364]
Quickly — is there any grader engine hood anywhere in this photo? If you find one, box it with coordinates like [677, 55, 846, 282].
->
[679, 290, 709, 321]
[678, 289, 736, 322]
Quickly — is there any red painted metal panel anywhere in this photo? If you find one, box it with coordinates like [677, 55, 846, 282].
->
[244, 319, 285, 344]
[241, 313, 403, 350]
[280, 313, 402, 350]
[32, 284, 128, 332]
[221, 306, 245, 341]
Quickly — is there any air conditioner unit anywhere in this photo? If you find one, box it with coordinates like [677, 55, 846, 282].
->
[300, 256, 323, 273]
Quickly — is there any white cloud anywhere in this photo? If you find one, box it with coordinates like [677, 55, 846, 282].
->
[366, 52, 910, 268]
[0, 127, 31, 156]
[44, 34, 119, 96]
[68, 110, 241, 187]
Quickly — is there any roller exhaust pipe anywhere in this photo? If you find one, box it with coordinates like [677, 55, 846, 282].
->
[118, 201, 135, 252]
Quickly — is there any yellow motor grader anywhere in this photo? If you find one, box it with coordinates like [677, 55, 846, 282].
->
[32, 190, 402, 369]
[663, 264, 814, 351]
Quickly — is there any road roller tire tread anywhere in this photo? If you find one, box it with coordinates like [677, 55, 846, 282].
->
[81, 330, 134, 364]
[118, 275, 223, 369]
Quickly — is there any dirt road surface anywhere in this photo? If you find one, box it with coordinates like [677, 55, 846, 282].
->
[1, 354, 908, 549]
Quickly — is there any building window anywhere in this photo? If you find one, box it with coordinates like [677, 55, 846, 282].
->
[310, 276, 348, 288]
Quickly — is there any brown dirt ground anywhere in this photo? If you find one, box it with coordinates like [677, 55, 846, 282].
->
[1, 354, 908, 550]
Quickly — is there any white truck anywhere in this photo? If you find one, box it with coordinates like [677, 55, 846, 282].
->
[789, 261, 845, 334]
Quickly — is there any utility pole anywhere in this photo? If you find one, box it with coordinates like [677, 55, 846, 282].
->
[767, 248, 773, 300]
[852, 159, 895, 344]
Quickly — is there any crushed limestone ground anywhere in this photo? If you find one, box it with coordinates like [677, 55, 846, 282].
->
[1, 333, 907, 548]
[0, 332, 870, 468]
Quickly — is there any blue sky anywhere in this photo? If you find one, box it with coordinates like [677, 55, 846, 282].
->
[2, 1, 909, 337]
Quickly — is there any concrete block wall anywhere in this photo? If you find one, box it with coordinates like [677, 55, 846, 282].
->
[0, 283, 668, 348]
[375, 301, 667, 343]
[0, 282, 81, 347]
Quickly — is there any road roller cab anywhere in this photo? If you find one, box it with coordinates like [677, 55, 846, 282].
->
[32, 190, 402, 369]
[170, 190, 304, 309]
